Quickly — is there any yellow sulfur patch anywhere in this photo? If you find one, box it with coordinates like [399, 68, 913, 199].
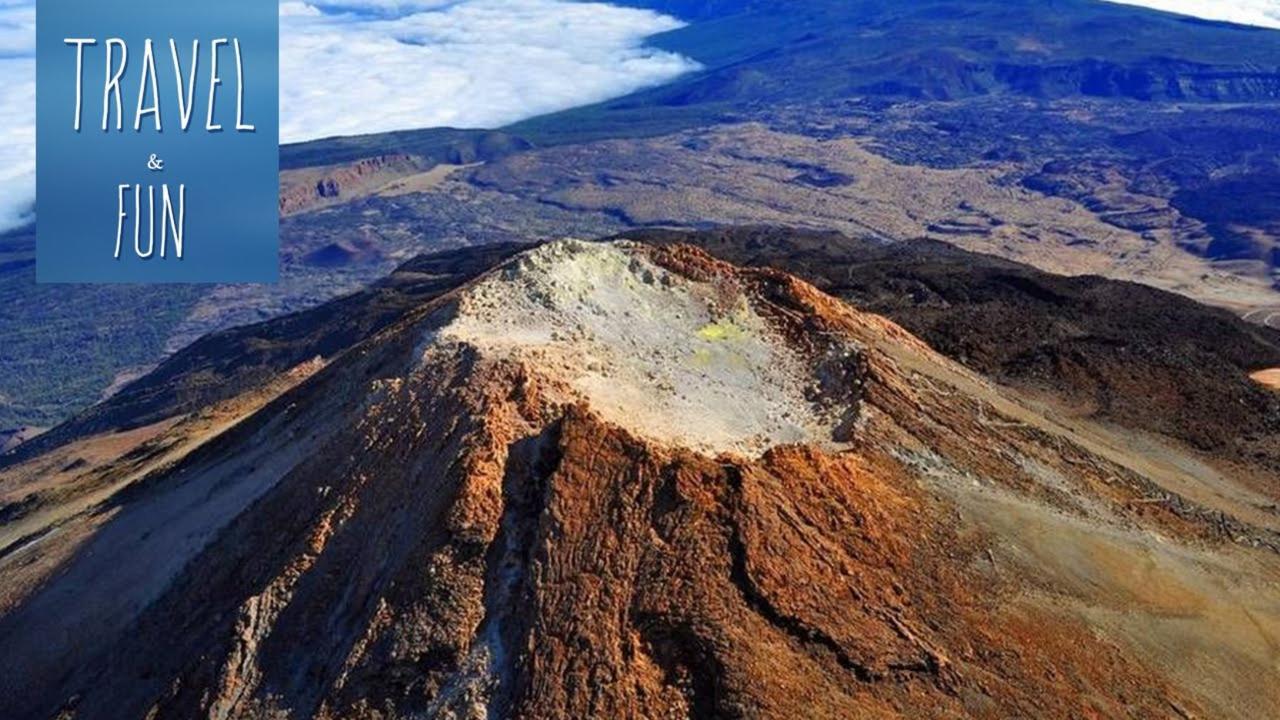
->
[697, 319, 748, 342]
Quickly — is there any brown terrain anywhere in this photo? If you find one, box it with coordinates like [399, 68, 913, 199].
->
[461, 122, 1280, 316]
[2, 241, 1278, 719]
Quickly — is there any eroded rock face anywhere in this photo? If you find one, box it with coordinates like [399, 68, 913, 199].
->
[279, 155, 427, 216]
[2, 242, 1278, 719]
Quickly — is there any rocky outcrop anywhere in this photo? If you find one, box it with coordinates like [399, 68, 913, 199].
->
[0, 426, 41, 454]
[279, 155, 428, 216]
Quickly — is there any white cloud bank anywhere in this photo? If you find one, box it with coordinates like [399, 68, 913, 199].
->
[279, 0, 698, 141]
[0, 0, 35, 230]
[2, 0, 1279, 232]
[0, 0, 696, 231]
[1102, 0, 1280, 28]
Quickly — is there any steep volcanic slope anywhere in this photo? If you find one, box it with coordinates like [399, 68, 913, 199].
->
[2, 242, 1280, 719]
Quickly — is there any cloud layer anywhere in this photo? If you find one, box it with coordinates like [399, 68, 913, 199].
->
[0, 0, 35, 230]
[279, 0, 698, 142]
[1102, 0, 1280, 28]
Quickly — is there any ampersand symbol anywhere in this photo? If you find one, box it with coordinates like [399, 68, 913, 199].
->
[146, 154, 165, 171]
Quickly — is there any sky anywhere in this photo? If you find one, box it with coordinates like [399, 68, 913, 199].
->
[1, 0, 1279, 232]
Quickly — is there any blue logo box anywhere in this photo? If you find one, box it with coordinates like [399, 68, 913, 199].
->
[37, 1, 278, 283]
